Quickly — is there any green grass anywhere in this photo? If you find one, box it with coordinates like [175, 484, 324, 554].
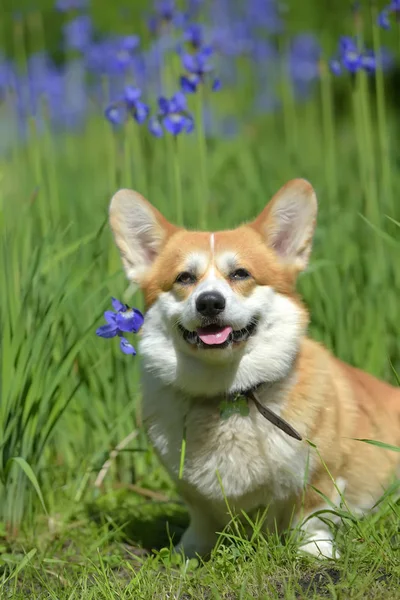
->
[1, 3, 400, 597]
[0, 495, 399, 599]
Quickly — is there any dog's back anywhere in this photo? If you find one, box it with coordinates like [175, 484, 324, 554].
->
[284, 338, 400, 521]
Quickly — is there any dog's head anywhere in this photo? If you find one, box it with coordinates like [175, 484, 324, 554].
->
[109, 179, 317, 395]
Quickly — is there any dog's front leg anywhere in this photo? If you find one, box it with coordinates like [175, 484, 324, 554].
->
[174, 503, 219, 558]
[296, 477, 346, 559]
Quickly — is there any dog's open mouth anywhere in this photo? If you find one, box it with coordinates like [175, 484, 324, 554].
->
[178, 320, 257, 349]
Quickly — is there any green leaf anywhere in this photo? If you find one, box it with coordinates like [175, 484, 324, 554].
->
[178, 422, 187, 480]
[40, 229, 100, 275]
[353, 439, 400, 453]
[371, 479, 400, 509]
[5, 548, 37, 581]
[389, 359, 400, 386]
[5, 458, 47, 514]
[358, 214, 399, 247]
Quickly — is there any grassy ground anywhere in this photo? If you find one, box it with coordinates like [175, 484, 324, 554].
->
[0, 495, 400, 598]
[1, 1, 400, 598]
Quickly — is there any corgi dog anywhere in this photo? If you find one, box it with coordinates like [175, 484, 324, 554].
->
[109, 179, 400, 559]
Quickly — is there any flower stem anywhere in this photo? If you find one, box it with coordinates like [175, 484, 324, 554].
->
[358, 72, 378, 223]
[28, 10, 60, 226]
[13, 16, 45, 234]
[371, 10, 393, 215]
[173, 136, 184, 226]
[351, 76, 366, 196]
[195, 88, 209, 229]
[102, 76, 119, 280]
[279, 36, 297, 161]
[320, 61, 337, 205]
[123, 125, 133, 190]
[132, 126, 147, 195]
[353, 71, 385, 278]
[102, 76, 118, 196]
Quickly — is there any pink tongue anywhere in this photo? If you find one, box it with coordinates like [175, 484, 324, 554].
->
[197, 325, 233, 345]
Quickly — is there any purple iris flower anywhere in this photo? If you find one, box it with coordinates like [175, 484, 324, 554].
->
[377, 1, 400, 29]
[96, 297, 144, 355]
[378, 9, 391, 29]
[209, 22, 253, 57]
[48, 59, 87, 130]
[183, 23, 204, 49]
[104, 104, 126, 126]
[360, 51, 376, 74]
[63, 15, 93, 52]
[246, 0, 284, 34]
[133, 101, 150, 124]
[148, 116, 164, 137]
[161, 92, 193, 134]
[329, 36, 361, 75]
[114, 36, 141, 71]
[155, 0, 175, 20]
[120, 35, 140, 52]
[288, 34, 321, 99]
[185, 0, 204, 19]
[0, 55, 15, 99]
[338, 37, 361, 73]
[12, 51, 88, 133]
[364, 48, 393, 73]
[123, 85, 142, 106]
[119, 338, 137, 355]
[85, 36, 140, 76]
[148, 0, 185, 34]
[180, 48, 220, 93]
[55, 0, 89, 12]
[149, 91, 194, 137]
[159, 91, 187, 114]
[105, 85, 149, 127]
[329, 59, 342, 76]
[330, 35, 393, 76]
[123, 86, 149, 123]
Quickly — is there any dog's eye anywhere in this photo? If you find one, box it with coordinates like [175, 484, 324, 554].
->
[175, 271, 197, 285]
[230, 268, 251, 281]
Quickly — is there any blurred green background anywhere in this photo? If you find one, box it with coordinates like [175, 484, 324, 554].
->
[0, 0, 399, 543]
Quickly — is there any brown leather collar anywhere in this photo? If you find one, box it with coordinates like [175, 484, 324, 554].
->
[236, 385, 302, 441]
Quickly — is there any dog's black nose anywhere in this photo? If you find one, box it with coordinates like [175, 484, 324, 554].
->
[196, 291, 226, 317]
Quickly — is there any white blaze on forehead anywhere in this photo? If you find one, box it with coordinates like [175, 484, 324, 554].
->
[210, 233, 215, 257]
[185, 251, 209, 275]
[195, 242, 234, 295]
[208, 233, 216, 278]
[216, 251, 239, 276]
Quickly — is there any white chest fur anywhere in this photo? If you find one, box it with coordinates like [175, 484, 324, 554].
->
[142, 373, 309, 528]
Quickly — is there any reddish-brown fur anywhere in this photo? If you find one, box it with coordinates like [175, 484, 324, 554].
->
[110, 181, 400, 521]
[143, 227, 299, 306]
[287, 340, 400, 514]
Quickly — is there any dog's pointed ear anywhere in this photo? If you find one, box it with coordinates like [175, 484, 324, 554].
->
[109, 189, 179, 283]
[250, 179, 317, 271]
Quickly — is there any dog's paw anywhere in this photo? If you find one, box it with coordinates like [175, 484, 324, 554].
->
[172, 541, 199, 559]
[173, 525, 216, 559]
[299, 534, 340, 560]
[173, 538, 214, 559]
